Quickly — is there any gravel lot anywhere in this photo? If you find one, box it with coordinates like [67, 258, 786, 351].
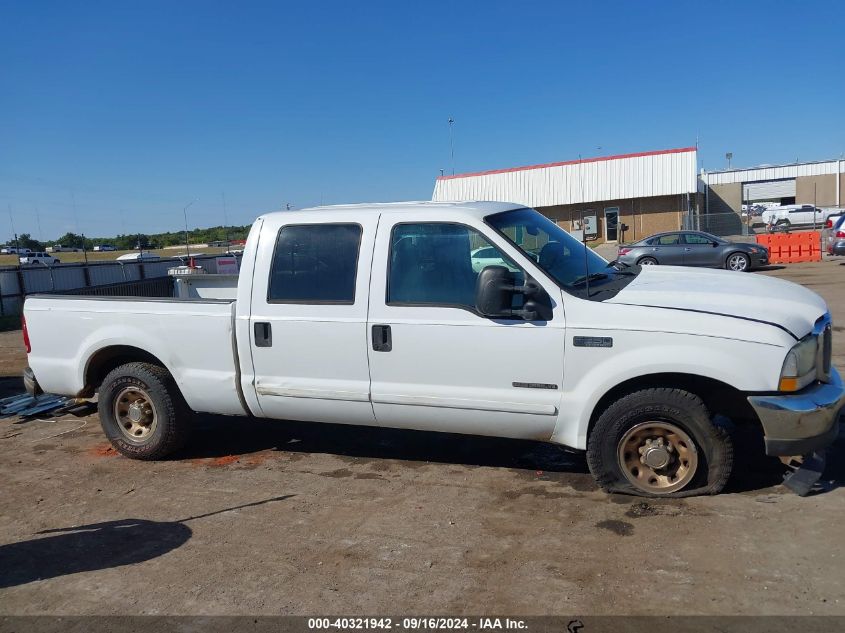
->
[1, 259, 844, 616]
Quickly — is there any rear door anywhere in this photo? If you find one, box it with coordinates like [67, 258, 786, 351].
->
[248, 213, 378, 426]
[651, 233, 685, 264]
[365, 212, 565, 441]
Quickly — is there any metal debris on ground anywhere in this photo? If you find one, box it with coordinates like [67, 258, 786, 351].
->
[0, 393, 80, 419]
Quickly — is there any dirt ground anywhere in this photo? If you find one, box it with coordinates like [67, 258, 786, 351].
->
[1, 259, 844, 616]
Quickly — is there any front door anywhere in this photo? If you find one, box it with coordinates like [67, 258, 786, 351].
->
[366, 213, 565, 441]
[248, 214, 378, 426]
[604, 208, 619, 242]
[682, 232, 721, 267]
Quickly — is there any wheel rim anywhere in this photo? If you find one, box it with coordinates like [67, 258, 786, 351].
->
[728, 254, 748, 271]
[113, 386, 158, 442]
[640, 258, 656, 266]
[617, 421, 699, 494]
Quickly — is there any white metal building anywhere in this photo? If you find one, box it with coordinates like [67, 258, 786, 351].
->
[702, 159, 845, 214]
[432, 147, 699, 244]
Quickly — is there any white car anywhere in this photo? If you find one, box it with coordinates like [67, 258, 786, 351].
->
[22, 202, 843, 498]
[19, 252, 60, 266]
[116, 252, 161, 261]
[762, 205, 837, 230]
[470, 246, 514, 272]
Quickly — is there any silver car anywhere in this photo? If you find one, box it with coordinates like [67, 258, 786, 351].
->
[616, 231, 769, 272]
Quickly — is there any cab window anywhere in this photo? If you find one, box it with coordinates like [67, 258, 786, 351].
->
[268, 223, 362, 303]
[388, 223, 524, 310]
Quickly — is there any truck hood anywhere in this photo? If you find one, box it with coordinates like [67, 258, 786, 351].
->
[607, 266, 827, 339]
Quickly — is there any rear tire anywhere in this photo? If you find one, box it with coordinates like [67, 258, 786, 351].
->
[586, 388, 733, 497]
[638, 256, 658, 266]
[98, 362, 192, 460]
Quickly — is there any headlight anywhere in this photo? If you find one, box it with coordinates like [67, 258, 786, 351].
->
[779, 335, 818, 392]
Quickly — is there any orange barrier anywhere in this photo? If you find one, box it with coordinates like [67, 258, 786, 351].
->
[756, 232, 822, 264]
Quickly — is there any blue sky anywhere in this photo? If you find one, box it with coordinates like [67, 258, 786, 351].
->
[1, 0, 843, 239]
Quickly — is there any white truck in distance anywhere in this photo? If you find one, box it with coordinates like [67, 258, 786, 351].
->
[22, 202, 844, 497]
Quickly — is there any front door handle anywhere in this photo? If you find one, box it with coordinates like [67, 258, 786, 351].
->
[372, 324, 392, 352]
[254, 322, 272, 347]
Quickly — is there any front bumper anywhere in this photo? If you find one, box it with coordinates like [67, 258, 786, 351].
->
[748, 367, 845, 456]
[749, 250, 769, 267]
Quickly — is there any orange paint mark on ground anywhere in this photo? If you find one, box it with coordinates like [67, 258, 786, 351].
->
[89, 443, 118, 457]
[210, 455, 239, 467]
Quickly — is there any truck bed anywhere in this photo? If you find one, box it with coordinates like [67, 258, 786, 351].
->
[24, 293, 247, 417]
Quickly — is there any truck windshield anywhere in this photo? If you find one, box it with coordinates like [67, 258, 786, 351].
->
[486, 207, 616, 291]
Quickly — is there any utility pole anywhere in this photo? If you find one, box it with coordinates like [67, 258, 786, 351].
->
[221, 192, 230, 248]
[7, 204, 16, 250]
[448, 117, 456, 175]
[183, 200, 196, 259]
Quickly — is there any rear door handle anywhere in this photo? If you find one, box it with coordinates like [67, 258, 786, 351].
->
[254, 322, 272, 347]
[372, 324, 392, 352]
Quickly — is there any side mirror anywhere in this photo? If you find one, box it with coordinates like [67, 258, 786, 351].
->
[475, 266, 553, 321]
[475, 266, 514, 317]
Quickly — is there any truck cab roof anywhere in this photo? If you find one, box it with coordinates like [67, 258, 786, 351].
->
[257, 201, 523, 223]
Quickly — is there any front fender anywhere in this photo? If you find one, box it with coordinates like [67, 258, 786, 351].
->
[551, 329, 788, 450]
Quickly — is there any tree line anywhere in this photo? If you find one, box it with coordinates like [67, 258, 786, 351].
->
[4, 224, 253, 252]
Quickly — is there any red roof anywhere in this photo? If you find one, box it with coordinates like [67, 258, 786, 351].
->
[437, 146, 697, 181]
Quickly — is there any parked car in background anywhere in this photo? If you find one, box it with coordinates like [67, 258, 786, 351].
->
[823, 210, 845, 230]
[2, 247, 32, 255]
[116, 252, 161, 261]
[616, 231, 769, 272]
[824, 214, 845, 256]
[762, 205, 837, 231]
[19, 252, 60, 266]
[93, 244, 116, 252]
[47, 244, 82, 253]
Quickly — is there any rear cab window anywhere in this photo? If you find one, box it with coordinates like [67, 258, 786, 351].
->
[268, 223, 362, 303]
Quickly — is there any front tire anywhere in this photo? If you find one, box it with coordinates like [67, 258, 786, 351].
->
[586, 388, 733, 497]
[725, 252, 750, 272]
[98, 362, 192, 460]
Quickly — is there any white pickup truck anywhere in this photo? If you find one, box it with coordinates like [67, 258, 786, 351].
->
[22, 202, 844, 497]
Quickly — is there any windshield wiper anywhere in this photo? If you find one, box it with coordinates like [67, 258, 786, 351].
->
[571, 272, 609, 286]
[605, 260, 638, 275]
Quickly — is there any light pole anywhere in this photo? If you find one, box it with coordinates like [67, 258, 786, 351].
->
[448, 117, 455, 175]
[183, 200, 196, 259]
[726, 152, 733, 169]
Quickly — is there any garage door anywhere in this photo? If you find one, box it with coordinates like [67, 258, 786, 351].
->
[743, 179, 796, 201]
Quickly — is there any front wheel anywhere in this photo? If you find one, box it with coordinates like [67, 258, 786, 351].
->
[725, 252, 750, 272]
[586, 388, 733, 497]
[98, 362, 192, 460]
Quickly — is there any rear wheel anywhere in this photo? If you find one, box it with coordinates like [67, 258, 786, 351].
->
[638, 256, 658, 266]
[586, 388, 733, 497]
[98, 362, 192, 460]
[725, 252, 750, 272]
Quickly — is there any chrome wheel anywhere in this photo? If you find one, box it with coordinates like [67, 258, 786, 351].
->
[617, 421, 699, 494]
[727, 253, 749, 271]
[113, 386, 158, 442]
[639, 257, 657, 266]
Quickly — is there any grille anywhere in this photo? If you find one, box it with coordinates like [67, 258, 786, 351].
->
[822, 324, 832, 376]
